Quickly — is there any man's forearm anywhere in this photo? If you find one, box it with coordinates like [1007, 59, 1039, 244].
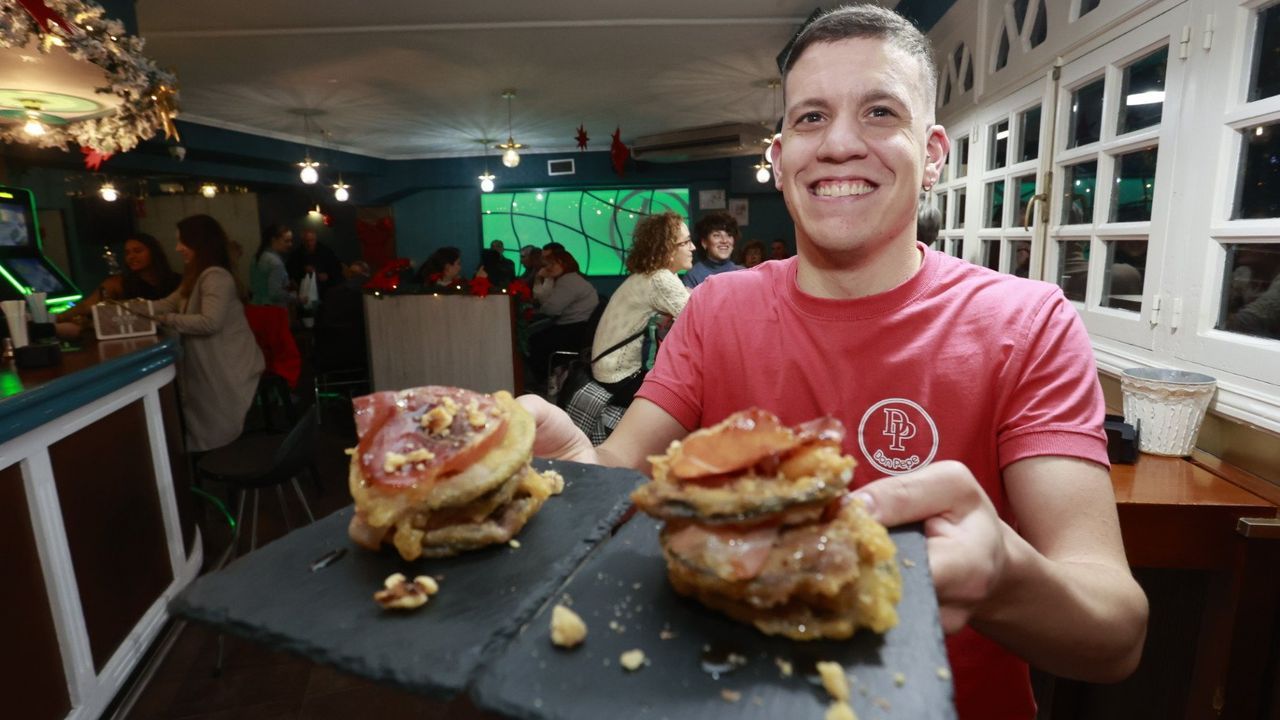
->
[973, 525, 1148, 682]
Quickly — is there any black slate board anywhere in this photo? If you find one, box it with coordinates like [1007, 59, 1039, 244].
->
[472, 516, 955, 720]
[171, 459, 642, 699]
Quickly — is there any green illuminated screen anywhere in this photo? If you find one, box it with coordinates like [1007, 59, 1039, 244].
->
[481, 188, 689, 276]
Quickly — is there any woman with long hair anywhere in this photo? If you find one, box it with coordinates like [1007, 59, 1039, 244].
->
[250, 223, 293, 306]
[56, 232, 183, 330]
[528, 246, 599, 379]
[153, 214, 264, 451]
[589, 212, 693, 403]
[418, 246, 464, 288]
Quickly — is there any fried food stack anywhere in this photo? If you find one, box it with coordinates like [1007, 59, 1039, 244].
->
[632, 409, 901, 640]
[347, 387, 563, 560]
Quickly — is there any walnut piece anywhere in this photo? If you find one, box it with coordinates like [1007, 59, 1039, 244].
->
[550, 604, 587, 648]
[421, 397, 459, 434]
[825, 701, 858, 720]
[619, 649, 647, 671]
[817, 661, 850, 702]
[373, 573, 439, 610]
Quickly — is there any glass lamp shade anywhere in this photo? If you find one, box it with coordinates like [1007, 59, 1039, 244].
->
[502, 147, 521, 168]
[99, 184, 119, 202]
[479, 175, 496, 193]
[755, 166, 771, 183]
[334, 186, 350, 202]
[300, 164, 319, 184]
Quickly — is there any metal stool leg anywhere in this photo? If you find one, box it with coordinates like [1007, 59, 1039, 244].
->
[290, 476, 316, 524]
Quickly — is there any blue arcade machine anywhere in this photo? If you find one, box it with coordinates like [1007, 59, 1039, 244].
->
[0, 185, 82, 313]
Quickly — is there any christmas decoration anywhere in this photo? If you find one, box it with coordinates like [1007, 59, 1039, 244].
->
[467, 275, 492, 298]
[610, 127, 629, 177]
[80, 145, 112, 170]
[0, 0, 180, 153]
[575, 124, 589, 151]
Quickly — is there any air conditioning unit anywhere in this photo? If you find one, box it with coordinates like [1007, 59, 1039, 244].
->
[630, 123, 767, 162]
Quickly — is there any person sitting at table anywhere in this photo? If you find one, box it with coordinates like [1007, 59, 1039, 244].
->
[590, 211, 692, 405]
[154, 214, 265, 452]
[57, 232, 182, 332]
[475, 248, 515, 289]
[251, 224, 294, 307]
[528, 247, 599, 380]
[418, 246, 465, 290]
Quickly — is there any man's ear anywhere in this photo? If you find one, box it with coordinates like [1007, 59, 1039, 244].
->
[768, 133, 783, 191]
[922, 125, 950, 189]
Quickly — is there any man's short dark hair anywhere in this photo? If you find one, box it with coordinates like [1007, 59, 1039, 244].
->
[544, 242, 566, 252]
[694, 211, 741, 243]
[782, 4, 937, 123]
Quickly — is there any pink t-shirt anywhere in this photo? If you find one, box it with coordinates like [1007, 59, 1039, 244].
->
[637, 245, 1109, 720]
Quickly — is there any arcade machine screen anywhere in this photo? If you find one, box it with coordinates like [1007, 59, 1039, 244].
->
[0, 186, 81, 312]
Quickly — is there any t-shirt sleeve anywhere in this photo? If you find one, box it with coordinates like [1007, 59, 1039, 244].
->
[996, 290, 1110, 470]
[635, 286, 704, 431]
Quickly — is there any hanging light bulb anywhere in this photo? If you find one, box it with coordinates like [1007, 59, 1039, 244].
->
[308, 204, 322, 218]
[298, 156, 320, 184]
[99, 183, 119, 202]
[479, 171, 496, 193]
[200, 183, 218, 198]
[496, 90, 525, 168]
[23, 114, 46, 136]
[334, 183, 350, 202]
[754, 161, 772, 184]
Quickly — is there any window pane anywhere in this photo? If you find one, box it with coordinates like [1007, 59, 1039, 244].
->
[1249, 3, 1280, 102]
[1068, 78, 1105, 148]
[952, 237, 966, 259]
[1015, 174, 1037, 228]
[956, 136, 970, 177]
[1079, 0, 1101, 18]
[1102, 240, 1147, 311]
[1219, 243, 1280, 340]
[1014, 0, 1031, 28]
[964, 56, 974, 91]
[1234, 122, 1280, 219]
[1019, 105, 1042, 162]
[986, 180, 1005, 228]
[1119, 47, 1168, 134]
[982, 239, 1000, 270]
[1111, 147, 1159, 222]
[996, 27, 1011, 72]
[1062, 161, 1098, 224]
[1011, 240, 1031, 277]
[937, 192, 948, 231]
[990, 120, 1010, 170]
[956, 187, 967, 229]
[1058, 240, 1091, 301]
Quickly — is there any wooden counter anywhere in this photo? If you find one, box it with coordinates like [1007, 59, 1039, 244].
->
[1, 336, 200, 720]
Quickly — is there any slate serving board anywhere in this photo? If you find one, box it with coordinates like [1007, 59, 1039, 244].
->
[472, 516, 955, 720]
[171, 459, 643, 699]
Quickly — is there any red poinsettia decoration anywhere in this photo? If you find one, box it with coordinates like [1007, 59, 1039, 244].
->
[17, 0, 75, 35]
[81, 146, 113, 171]
[575, 124, 589, 151]
[468, 275, 492, 298]
[507, 279, 532, 301]
[427, 272, 442, 284]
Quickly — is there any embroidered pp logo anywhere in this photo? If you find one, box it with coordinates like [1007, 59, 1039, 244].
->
[858, 398, 939, 475]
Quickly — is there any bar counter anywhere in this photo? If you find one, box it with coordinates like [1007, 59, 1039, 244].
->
[2, 336, 201, 720]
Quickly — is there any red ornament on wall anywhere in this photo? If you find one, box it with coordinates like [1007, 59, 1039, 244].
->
[610, 127, 629, 177]
[575, 125, 589, 151]
[80, 146, 113, 171]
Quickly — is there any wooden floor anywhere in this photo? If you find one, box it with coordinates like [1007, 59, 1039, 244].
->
[120, 401, 504, 720]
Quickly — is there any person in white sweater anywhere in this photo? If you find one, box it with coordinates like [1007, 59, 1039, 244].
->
[590, 211, 694, 403]
[528, 247, 600, 379]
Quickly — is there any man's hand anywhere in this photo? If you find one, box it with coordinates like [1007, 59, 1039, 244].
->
[853, 460, 1006, 633]
[516, 394, 597, 463]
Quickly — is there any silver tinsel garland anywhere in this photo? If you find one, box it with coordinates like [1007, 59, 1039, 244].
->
[0, 0, 179, 153]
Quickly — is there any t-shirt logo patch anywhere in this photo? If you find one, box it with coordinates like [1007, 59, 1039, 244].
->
[857, 398, 939, 475]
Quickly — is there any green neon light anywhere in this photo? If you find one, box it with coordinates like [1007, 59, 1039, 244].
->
[0, 264, 24, 292]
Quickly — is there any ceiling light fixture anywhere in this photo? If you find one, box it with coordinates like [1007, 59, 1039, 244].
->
[478, 138, 496, 192]
[755, 79, 781, 184]
[200, 183, 217, 198]
[496, 90, 525, 168]
[99, 183, 119, 202]
[290, 108, 325, 184]
[23, 112, 46, 136]
[308, 204, 322, 218]
[333, 176, 350, 202]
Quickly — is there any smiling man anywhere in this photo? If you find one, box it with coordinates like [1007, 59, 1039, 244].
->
[518, 6, 1147, 718]
[682, 211, 743, 288]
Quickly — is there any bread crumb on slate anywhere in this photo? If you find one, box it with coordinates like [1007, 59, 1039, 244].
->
[894, 672, 906, 687]
[720, 689, 741, 703]
[550, 604, 587, 648]
[620, 649, 647, 671]
[825, 701, 858, 720]
[817, 661, 850, 702]
[775, 657, 794, 678]
[937, 667, 953, 681]
[373, 573, 438, 610]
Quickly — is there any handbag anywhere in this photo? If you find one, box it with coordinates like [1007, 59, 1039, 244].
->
[570, 313, 672, 408]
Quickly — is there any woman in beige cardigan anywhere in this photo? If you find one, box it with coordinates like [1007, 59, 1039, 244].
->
[154, 214, 265, 452]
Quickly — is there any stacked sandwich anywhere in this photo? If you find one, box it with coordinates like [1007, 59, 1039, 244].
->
[632, 409, 901, 640]
[347, 386, 563, 560]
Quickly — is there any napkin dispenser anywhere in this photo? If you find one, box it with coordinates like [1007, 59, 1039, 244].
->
[1105, 414, 1140, 464]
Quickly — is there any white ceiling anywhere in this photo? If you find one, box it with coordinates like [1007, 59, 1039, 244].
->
[134, 1, 897, 160]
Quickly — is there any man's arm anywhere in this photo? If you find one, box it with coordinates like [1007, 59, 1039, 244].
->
[516, 395, 687, 473]
[857, 456, 1147, 683]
